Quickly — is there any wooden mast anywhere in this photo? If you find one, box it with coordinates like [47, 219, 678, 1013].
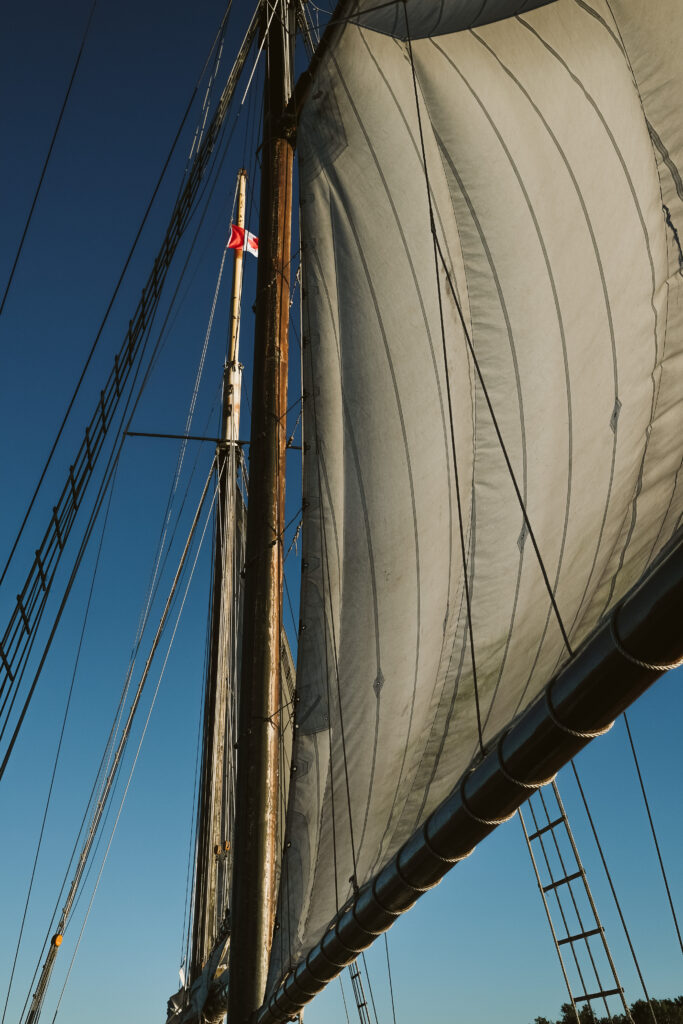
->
[191, 169, 248, 980]
[228, 1, 294, 1020]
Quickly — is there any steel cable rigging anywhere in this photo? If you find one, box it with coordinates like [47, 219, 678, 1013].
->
[0, 2, 264, 779]
[0, 1, 98, 320]
[0, 0, 234, 593]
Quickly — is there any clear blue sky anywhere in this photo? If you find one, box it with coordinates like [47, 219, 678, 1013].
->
[0, 3, 681, 1024]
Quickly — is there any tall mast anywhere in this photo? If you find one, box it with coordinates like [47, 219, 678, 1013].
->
[228, 0, 294, 1019]
[191, 170, 247, 979]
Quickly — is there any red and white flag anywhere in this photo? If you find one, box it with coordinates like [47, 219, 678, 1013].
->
[227, 223, 259, 257]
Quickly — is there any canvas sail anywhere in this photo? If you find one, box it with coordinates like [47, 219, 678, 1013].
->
[267, 0, 683, 999]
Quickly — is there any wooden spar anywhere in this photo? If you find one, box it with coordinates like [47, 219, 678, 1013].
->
[228, 1, 294, 1021]
[190, 171, 247, 979]
[229, 170, 248, 368]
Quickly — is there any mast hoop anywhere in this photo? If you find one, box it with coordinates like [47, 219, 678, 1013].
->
[496, 733, 557, 791]
[421, 831, 474, 865]
[544, 688, 614, 741]
[460, 776, 516, 828]
[610, 610, 683, 673]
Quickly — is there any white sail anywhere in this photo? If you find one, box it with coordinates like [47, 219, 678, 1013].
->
[269, 0, 683, 994]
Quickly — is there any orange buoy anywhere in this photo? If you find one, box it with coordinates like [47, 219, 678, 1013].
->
[51, 933, 63, 948]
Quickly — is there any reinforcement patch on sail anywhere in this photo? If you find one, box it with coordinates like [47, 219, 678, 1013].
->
[268, 0, 683, 994]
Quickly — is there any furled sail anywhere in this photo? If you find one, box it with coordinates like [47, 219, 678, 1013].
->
[269, 0, 683, 1002]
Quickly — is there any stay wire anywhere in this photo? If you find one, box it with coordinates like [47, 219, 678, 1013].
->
[403, 6, 484, 755]
[624, 711, 683, 956]
[403, 5, 572, 664]
[0, 212, 170, 779]
[0, 1, 98, 320]
[0, 61, 244, 772]
[180, 585, 212, 974]
[47, 465, 218, 1024]
[570, 760, 657, 1023]
[360, 952, 381, 1024]
[384, 933, 398, 1024]
[340, 975, 352, 1024]
[0, 0, 230, 591]
[1, 462, 117, 1024]
[12, 96, 238, 1009]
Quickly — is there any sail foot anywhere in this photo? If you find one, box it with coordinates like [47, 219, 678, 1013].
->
[258, 529, 683, 1023]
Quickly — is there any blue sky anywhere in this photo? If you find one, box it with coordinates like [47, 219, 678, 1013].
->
[0, 2, 681, 1024]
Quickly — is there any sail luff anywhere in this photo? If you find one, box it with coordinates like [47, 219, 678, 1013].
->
[227, 2, 295, 1020]
[258, 529, 683, 1023]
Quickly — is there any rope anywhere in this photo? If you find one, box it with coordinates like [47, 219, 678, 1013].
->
[21, 462, 218, 1024]
[544, 688, 613, 740]
[0, 2, 230, 591]
[624, 712, 683, 957]
[496, 733, 556, 791]
[525, 792, 593, 1007]
[0, 1, 98, 319]
[396, 24, 576, 663]
[309, 334, 359, 893]
[10, 85, 241, 1013]
[610, 615, 683, 673]
[547, 784, 617, 1021]
[339, 975, 352, 1024]
[384, 934, 398, 1024]
[361, 952, 381, 1024]
[1, 468, 117, 1024]
[403, 4, 485, 754]
[570, 761, 658, 1024]
[0, 45, 248, 778]
[48, 478, 216, 1024]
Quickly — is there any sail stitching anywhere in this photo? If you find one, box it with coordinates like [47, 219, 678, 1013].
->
[403, 3, 486, 757]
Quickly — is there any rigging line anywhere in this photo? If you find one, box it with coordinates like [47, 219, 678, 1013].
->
[129, 228, 230, 661]
[283, 572, 299, 645]
[360, 952, 381, 1024]
[0, 230, 171, 766]
[23, 460, 218, 1024]
[403, 5, 484, 755]
[383, 934, 398, 1024]
[284, 516, 303, 560]
[0, 222, 171, 761]
[432, 233, 574, 657]
[539, 786, 612, 1021]
[570, 761, 657, 1024]
[0, 0, 98, 320]
[525, 795, 591, 1005]
[340, 976, 352, 1024]
[623, 712, 683, 957]
[11, 200, 223, 1010]
[46, 476, 218, 1024]
[402, 8, 573, 661]
[186, 4, 231, 170]
[241, 0, 280, 105]
[181, 511, 214, 973]
[0, 8, 228, 593]
[517, 808, 581, 1024]
[240, 505, 304, 573]
[308, 344, 356, 896]
[175, 3, 235, 208]
[0, 81, 239, 767]
[1, 463, 117, 1024]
